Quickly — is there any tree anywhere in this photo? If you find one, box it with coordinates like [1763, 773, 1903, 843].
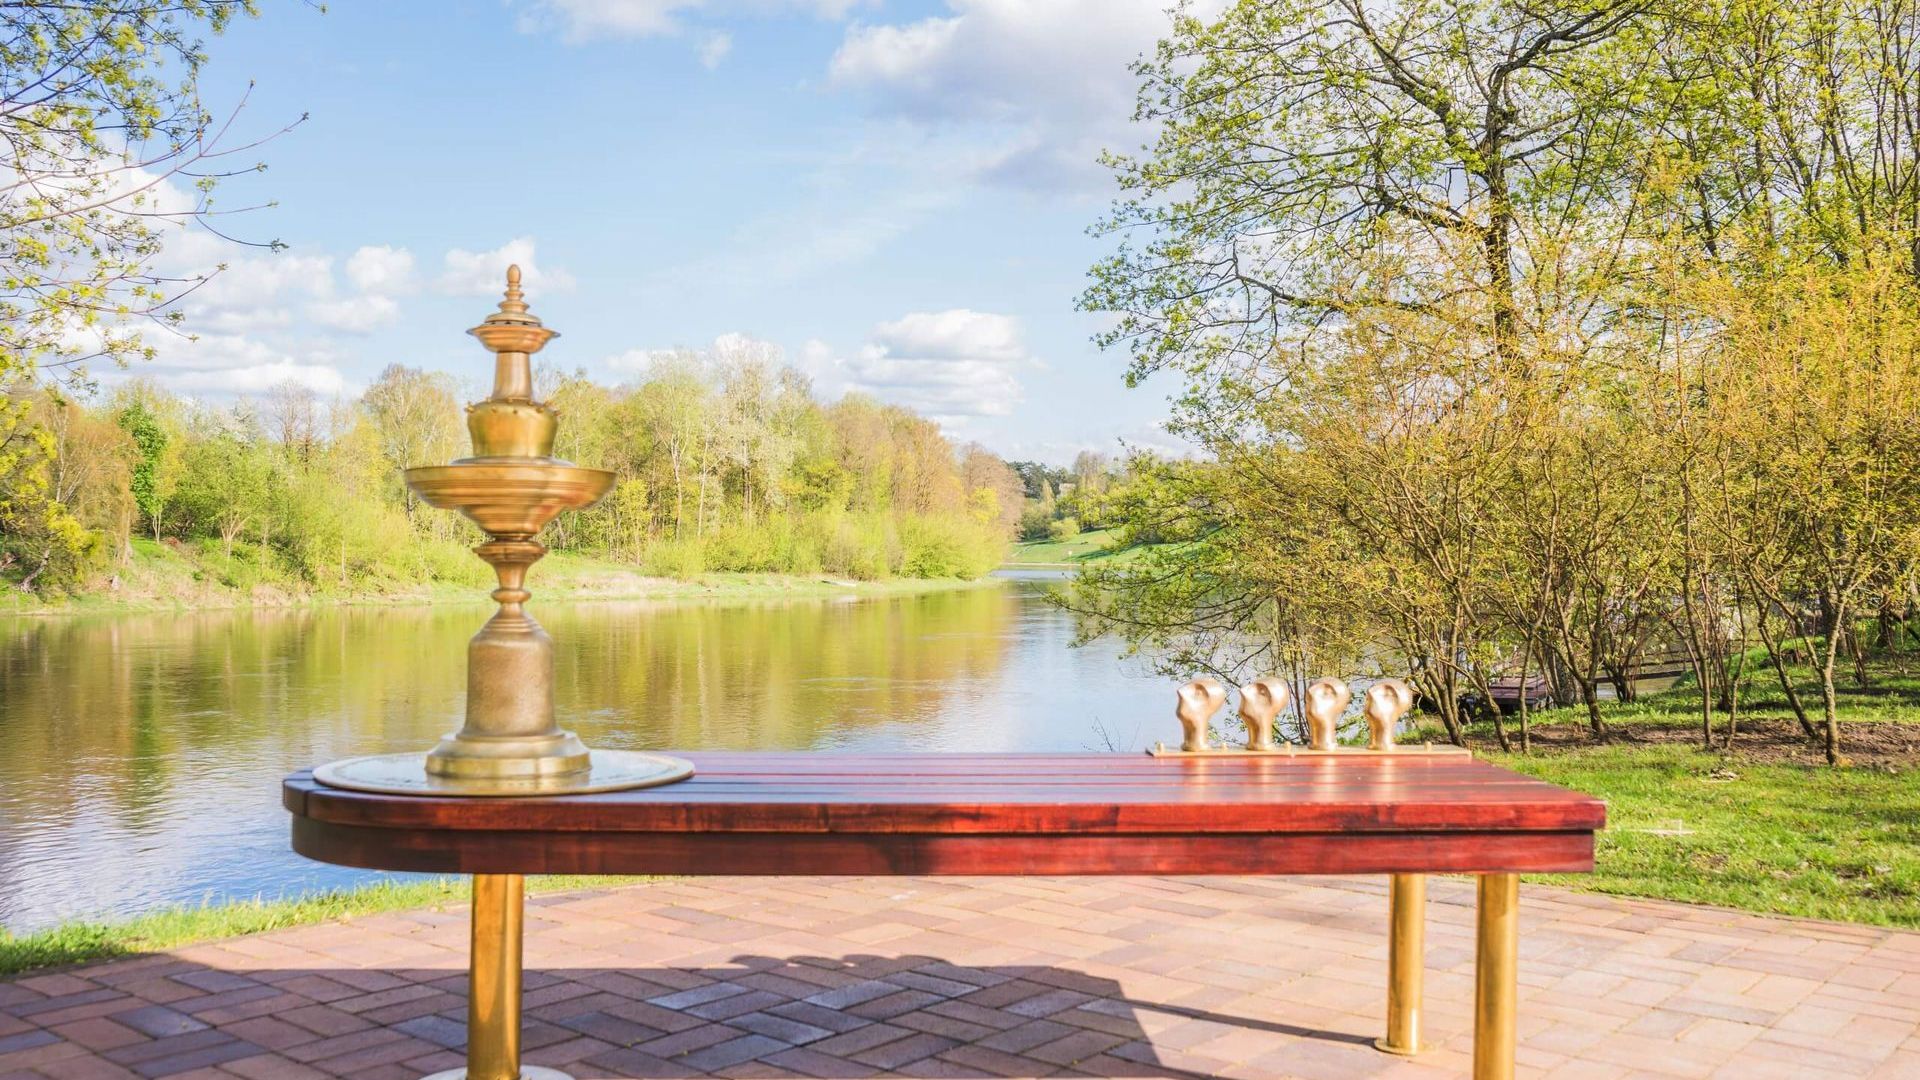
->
[1, 1, 292, 397]
[263, 380, 319, 460]
[360, 365, 462, 520]
[175, 426, 272, 560]
[116, 394, 177, 541]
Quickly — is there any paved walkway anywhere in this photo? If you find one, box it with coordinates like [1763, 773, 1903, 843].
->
[1, 877, 1915, 1080]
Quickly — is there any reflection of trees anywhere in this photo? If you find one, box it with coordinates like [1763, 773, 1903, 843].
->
[550, 587, 1018, 749]
[0, 588, 1017, 835]
[0, 608, 471, 827]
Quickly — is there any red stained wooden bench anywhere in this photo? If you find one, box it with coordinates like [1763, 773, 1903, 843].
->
[286, 752, 1605, 1080]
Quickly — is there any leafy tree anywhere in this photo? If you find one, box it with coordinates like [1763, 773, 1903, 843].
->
[1, 1, 290, 395]
[116, 398, 174, 541]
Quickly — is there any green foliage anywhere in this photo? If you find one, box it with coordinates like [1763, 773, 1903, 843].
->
[1047, 516, 1081, 542]
[1071, 0, 1920, 757]
[0, 875, 638, 977]
[116, 401, 169, 535]
[1, 2, 276, 397]
[898, 515, 1001, 580]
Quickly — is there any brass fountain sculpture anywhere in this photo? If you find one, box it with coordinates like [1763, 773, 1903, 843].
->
[313, 267, 693, 797]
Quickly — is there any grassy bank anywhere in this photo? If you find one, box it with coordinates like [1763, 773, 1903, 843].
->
[1, 538, 1002, 617]
[1423, 655, 1919, 928]
[1004, 528, 1128, 567]
[0, 876, 640, 977]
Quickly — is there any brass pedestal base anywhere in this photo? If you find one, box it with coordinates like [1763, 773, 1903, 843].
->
[312, 749, 693, 797]
[421, 1067, 573, 1080]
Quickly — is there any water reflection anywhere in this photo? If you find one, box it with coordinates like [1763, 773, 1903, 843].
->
[0, 575, 1158, 931]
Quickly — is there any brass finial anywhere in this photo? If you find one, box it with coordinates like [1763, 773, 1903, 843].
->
[468, 265, 557, 414]
[485, 264, 537, 325]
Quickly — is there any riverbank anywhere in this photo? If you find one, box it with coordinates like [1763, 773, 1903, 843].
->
[0, 539, 1002, 617]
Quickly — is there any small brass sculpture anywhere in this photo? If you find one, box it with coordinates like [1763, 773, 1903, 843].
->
[1237, 677, 1290, 751]
[1303, 677, 1352, 750]
[1363, 678, 1417, 751]
[1175, 677, 1228, 751]
[1150, 674, 1462, 757]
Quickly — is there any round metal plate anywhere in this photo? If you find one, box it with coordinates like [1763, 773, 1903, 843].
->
[312, 749, 694, 797]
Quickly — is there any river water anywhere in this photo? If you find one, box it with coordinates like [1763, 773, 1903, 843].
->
[0, 573, 1169, 932]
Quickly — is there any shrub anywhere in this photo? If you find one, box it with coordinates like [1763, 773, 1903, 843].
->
[1047, 516, 1081, 541]
[899, 514, 1002, 579]
[643, 538, 706, 580]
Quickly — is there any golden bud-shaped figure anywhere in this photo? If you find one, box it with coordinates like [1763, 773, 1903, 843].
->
[1303, 677, 1352, 751]
[1363, 678, 1417, 751]
[1175, 678, 1228, 752]
[1237, 677, 1290, 751]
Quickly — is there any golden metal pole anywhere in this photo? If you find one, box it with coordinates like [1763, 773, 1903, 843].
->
[425, 874, 571, 1080]
[1473, 873, 1520, 1080]
[467, 874, 522, 1080]
[1374, 872, 1425, 1055]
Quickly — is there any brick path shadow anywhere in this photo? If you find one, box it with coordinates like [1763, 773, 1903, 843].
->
[0, 950, 1385, 1079]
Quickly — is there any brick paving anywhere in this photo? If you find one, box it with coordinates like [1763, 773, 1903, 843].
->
[2, 876, 1916, 1079]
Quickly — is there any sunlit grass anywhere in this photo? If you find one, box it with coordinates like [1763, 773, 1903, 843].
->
[1492, 742, 1919, 927]
[0, 875, 640, 977]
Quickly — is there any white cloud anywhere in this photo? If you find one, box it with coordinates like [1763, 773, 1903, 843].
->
[344, 245, 415, 294]
[828, 0, 1225, 193]
[306, 295, 401, 334]
[438, 237, 575, 296]
[698, 30, 733, 68]
[171, 253, 336, 335]
[827, 308, 1034, 421]
[126, 328, 352, 398]
[167, 359, 350, 397]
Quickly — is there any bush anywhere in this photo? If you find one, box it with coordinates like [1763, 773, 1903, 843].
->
[898, 514, 1003, 579]
[820, 514, 896, 579]
[1018, 505, 1054, 541]
[643, 538, 706, 580]
[1047, 516, 1081, 541]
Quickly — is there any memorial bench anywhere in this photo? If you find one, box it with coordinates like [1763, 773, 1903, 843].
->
[286, 751, 1604, 1080]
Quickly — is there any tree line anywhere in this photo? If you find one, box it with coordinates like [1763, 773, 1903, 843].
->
[1071, 0, 1920, 764]
[1, 340, 1028, 597]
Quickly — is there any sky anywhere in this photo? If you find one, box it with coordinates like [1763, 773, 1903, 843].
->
[129, 0, 1206, 465]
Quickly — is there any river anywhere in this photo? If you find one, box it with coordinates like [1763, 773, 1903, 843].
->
[0, 572, 1169, 933]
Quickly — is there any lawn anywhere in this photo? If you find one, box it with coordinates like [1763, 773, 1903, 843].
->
[1004, 528, 1126, 566]
[1426, 652, 1920, 927]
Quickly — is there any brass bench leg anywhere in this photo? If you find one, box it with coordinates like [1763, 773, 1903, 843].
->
[1473, 873, 1520, 1080]
[1375, 872, 1424, 1055]
[425, 874, 570, 1080]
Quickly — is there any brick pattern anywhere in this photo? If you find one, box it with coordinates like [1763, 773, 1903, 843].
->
[3, 877, 1916, 1079]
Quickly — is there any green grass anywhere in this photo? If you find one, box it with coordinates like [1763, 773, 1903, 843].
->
[1413, 652, 1920, 927]
[1005, 529, 1128, 567]
[0, 876, 642, 977]
[1492, 741, 1919, 927]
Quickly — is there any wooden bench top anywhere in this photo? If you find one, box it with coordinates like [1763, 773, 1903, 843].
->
[286, 752, 1605, 878]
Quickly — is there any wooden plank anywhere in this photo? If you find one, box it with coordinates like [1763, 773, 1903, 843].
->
[291, 817, 1597, 876]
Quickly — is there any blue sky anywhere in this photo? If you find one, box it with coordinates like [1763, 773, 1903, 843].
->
[135, 0, 1204, 464]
